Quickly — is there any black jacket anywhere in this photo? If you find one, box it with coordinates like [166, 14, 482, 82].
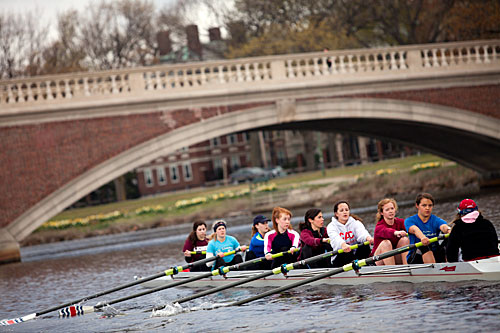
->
[446, 214, 499, 262]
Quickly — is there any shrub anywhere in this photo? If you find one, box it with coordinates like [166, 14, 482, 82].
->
[411, 162, 442, 173]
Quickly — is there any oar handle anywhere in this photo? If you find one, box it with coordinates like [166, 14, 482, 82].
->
[166, 247, 245, 276]
[188, 251, 206, 255]
[214, 247, 299, 276]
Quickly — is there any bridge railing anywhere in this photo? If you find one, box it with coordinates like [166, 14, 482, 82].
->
[1, 39, 498, 109]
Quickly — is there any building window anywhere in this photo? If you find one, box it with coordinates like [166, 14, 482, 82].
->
[227, 134, 237, 145]
[277, 150, 286, 165]
[144, 169, 154, 187]
[183, 162, 193, 181]
[170, 165, 179, 183]
[213, 158, 222, 170]
[157, 167, 166, 185]
[210, 137, 220, 147]
[231, 155, 240, 170]
[243, 132, 250, 142]
[213, 158, 223, 179]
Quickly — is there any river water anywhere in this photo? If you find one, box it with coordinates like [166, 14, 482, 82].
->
[1, 192, 500, 332]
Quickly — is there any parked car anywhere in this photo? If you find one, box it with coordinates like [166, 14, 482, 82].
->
[266, 166, 287, 178]
[229, 167, 271, 184]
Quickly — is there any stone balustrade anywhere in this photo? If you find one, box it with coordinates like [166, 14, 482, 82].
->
[1, 39, 498, 110]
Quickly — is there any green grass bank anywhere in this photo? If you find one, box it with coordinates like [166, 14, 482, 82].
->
[22, 154, 479, 246]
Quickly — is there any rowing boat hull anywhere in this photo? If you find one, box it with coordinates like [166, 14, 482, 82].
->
[139, 256, 500, 288]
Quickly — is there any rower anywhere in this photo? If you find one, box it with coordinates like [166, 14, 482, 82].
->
[206, 220, 247, 270]
[371, 198, 409, 265]
[264, 207, 300, 270]
[298, 209, 332, 268]
[446, 199, 499, 262]
[182, 220, 210, 272]
[244, 215, 272, 270]
[405, 193, 451, 264]
[327, 200, 374, 267]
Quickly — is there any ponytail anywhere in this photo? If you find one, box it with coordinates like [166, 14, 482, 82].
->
[299, 208, 322, 232]
[251, 225, 258, 236]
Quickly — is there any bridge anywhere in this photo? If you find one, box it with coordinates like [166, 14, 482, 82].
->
[1, 39, 499, 263]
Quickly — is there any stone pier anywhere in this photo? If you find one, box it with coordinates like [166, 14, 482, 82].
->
[0, 229, 21, 264]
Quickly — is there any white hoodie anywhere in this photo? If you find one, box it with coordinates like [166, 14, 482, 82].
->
[327, 216, 371, 252]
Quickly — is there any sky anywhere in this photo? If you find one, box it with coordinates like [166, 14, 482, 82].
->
[0, 0, 224, 41]
[0, 0, 177, 17]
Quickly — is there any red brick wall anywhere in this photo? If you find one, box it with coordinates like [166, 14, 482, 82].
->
[0, 113, 174, 228]
[339, 85, 500, 119]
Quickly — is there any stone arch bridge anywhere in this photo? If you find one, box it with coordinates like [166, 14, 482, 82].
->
[1, 39, 499, 263]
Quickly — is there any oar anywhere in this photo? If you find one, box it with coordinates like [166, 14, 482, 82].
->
[230, 234, 449, 307]
[189, 250, 206, 255]
[0, 248, 242, 326]
[58, 247, 289, 317]
[173, 241, 370, 304]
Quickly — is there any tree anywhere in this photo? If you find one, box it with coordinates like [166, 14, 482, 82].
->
[220, 0, 499, 58]
[226, 20, 359, 58]
[363, 0, 456, 45]
[41, 10, 86, 75]
[0, 11, 47, 78]
[221, 0, 369, 57]
[443, 0, 500, 41]
[78, 0, 158, 70]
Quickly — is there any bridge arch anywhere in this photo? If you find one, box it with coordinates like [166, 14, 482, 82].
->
[7, 97, 500, 243]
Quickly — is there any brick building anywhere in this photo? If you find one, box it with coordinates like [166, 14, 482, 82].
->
[137, 133, 250, 195]
[135, 128, 411, 196]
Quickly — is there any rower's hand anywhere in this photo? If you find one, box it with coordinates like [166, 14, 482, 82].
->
[184, 250, 191, 257]
[290, 247, 299, 253]
[240, 245, 247, 252]
[322, 238, 330, 243]
[394, 231, 407, 238]
[341, 243, 352, 252]
[265, 253, 273, 260]
[367, 236, 374, 245]
[217, 252, 225, 258]
[421, 236, 430, 246]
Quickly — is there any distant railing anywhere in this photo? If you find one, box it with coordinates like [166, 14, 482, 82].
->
[1, 39, 498, 109]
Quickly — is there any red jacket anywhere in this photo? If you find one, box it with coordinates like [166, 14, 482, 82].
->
[299, 227, 332, 259]
[182, 238, 208, 263]
[370, 217, 406, 255]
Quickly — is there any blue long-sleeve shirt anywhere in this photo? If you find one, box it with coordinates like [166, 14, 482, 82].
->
[249, 232, 265, 257]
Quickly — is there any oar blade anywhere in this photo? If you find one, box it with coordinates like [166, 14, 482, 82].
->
[58, 305, 95, 318]
[0, 313, 37, 326]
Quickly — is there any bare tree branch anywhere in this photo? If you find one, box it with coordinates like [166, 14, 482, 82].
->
[0, 11, 48, 78]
